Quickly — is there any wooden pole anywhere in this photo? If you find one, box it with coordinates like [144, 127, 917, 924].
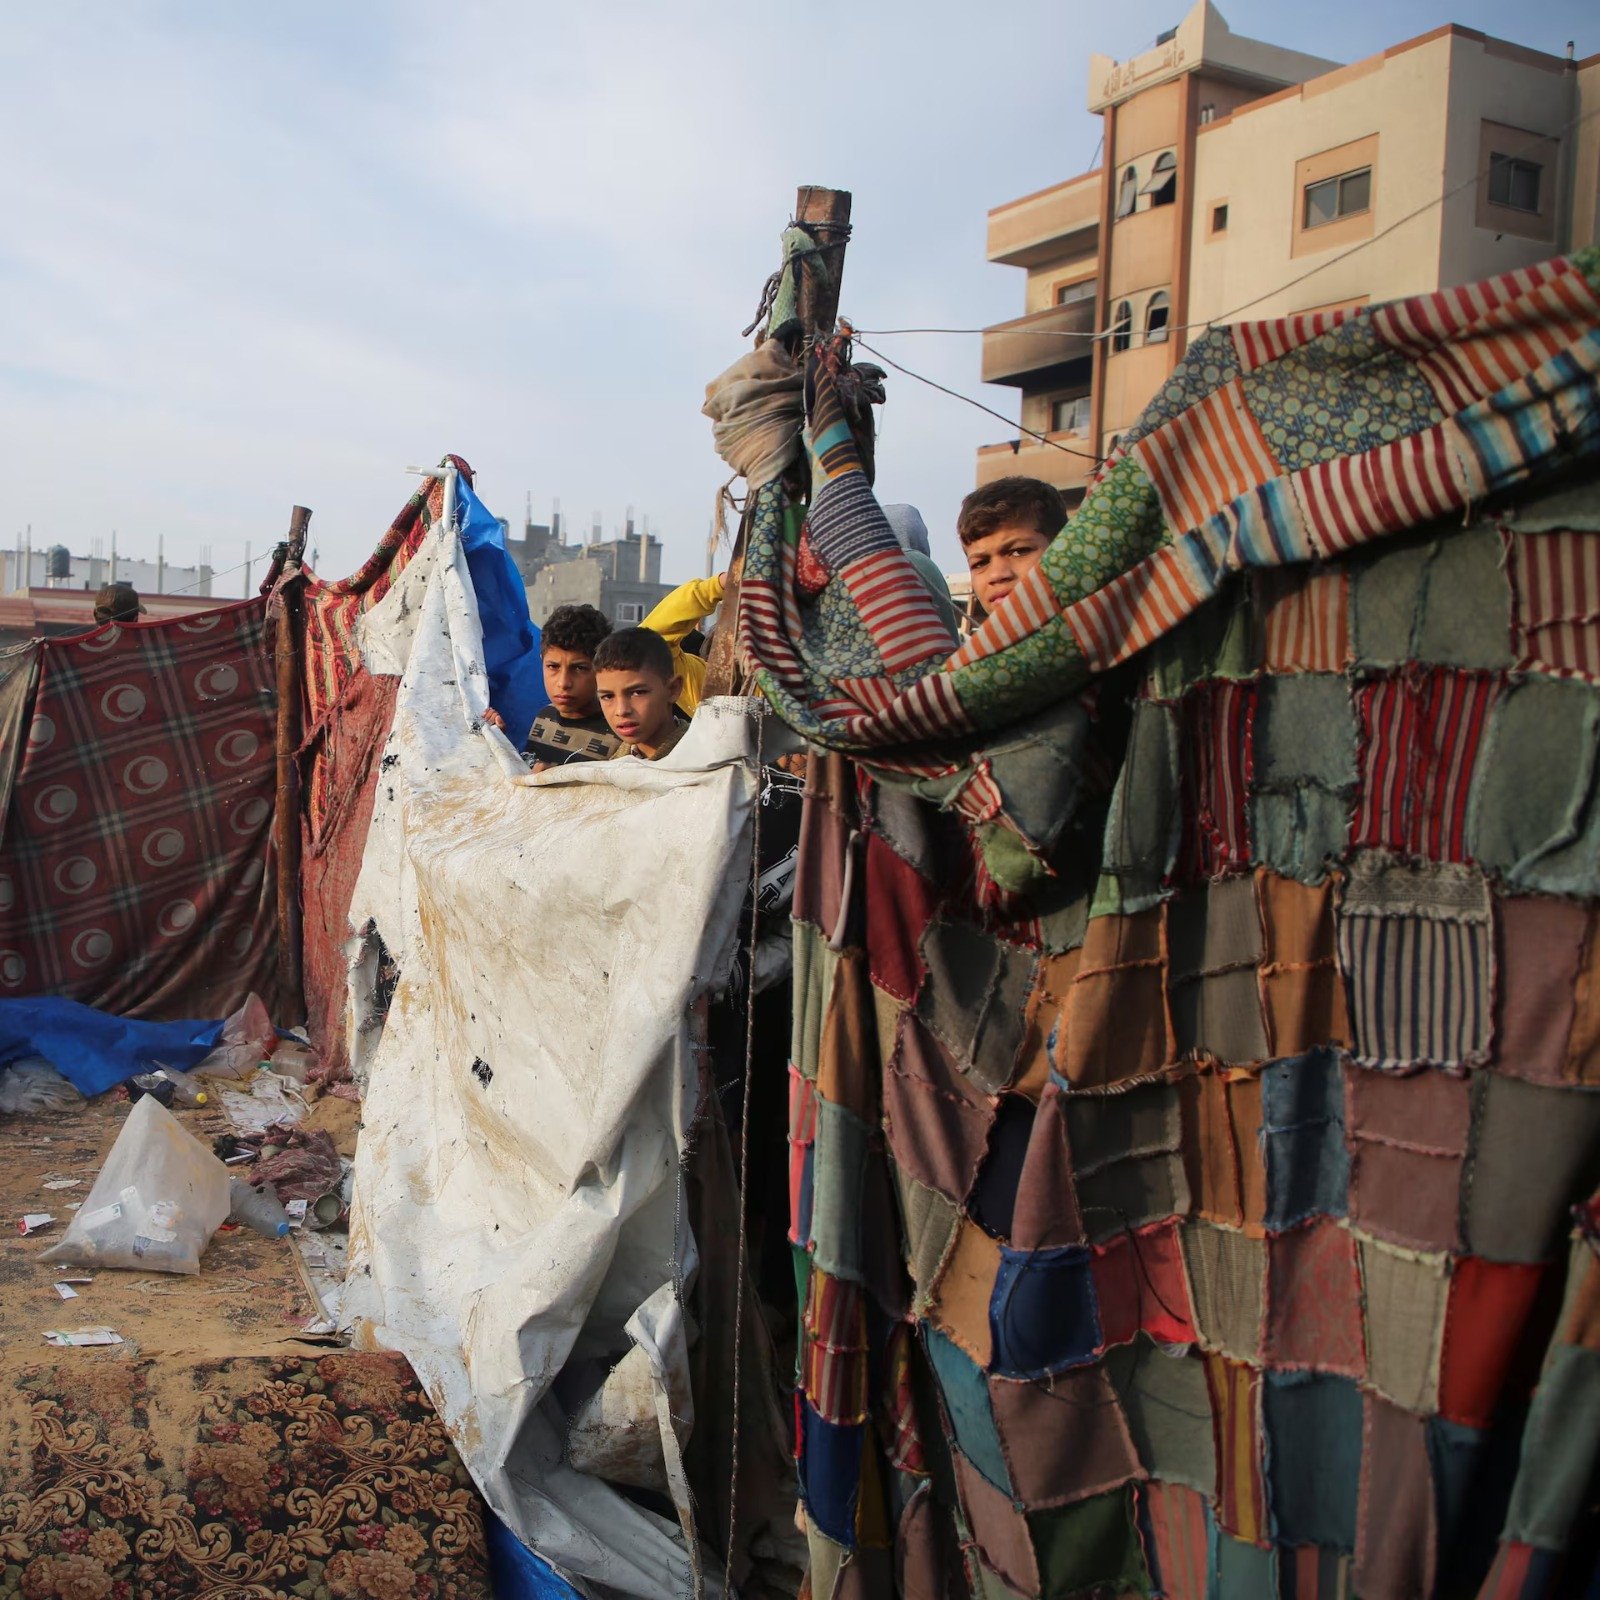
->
[273, 506, 311, 1024]
[704, 186, 852, 700]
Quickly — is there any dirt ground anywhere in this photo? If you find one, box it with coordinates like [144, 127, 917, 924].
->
[0, 1093, 327, 1375]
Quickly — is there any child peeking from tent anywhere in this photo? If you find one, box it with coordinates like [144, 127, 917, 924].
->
[523, 604, 621, 770]
[642, 572, 724, 714]
[957, 476, 1065, 619]
[594, 627, 689, 762]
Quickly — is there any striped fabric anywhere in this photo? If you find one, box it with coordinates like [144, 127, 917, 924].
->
[1351, 671, 1499, 862]
[1370, 258, 1600, 414]
[1257, 566, 1349, 673]
[1506, 529, 1600, 683]
[802, 1266, 870, 1425]
[1473, 1542, 1565, 1600]
[1133, 382, 1279, 534]
[1292, 425, 1464, 559]
[1203, 1353, 1268, 1545]
[882, 1321, 926, 1475]
[1141, 1482, 1211, 1600]
[1337, 905, 1493, 1071]
[1066, 540, 1217, 674]
[1177, 681, 1256, 883]
[1233, 306, 1361, 373]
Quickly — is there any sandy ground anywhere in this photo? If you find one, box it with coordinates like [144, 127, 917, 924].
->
[0, 1093, 328, 1373]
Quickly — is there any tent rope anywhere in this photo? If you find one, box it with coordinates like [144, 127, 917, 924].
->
[724, 710, 765, 1581]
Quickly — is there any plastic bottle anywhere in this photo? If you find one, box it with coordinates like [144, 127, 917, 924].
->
[127, 1074, 176, 1109]
[152, 1068, 208, 1108]
[227, 1177, 291, 1239]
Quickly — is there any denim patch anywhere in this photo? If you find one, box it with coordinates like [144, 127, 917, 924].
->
[1260, 1051, 1349, 1228]
[799, 1399, 864, 1548]
[1262, 1371, 1363, 1551]
[988, 1243, 1101, 1379]
[1468, 676, 1600, 897]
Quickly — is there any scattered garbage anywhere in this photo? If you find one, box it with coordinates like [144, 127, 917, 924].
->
[41, 1096, 230, 1276]
[127, 1073, 176, 1109]
[228, 1176, 291, 1239]
[191, 992, 276, 1081]
[42, 1178, 81, 1191]
[19, 1212, 55, 1235]
[217, 1071, 308, 1134]
[52, 1282, 79, 1299]
[250, 1124, 343, 1205]
[148, 1067, 209, 1108]
[268, 1041, 318, 1085]
[284, 1198, 308, 1228]
[43, 1327, 122, 1347]
[0, 1058, 84, 1115]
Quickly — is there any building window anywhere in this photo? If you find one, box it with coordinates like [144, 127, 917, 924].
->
[614, 602, 645, 624]
[1487, 153, 1541, 214]
[1050, 394, 1091, 435]
[1055, 278, 1097, 306]
[1302, 166, 1371, 230]
[1145, 292, 1171, 345]
[1212, 202, 1229, 233]
[1110, 301, 1133, 353]
[1142, 151, 1178, 208]
[1116, 165, 1139, 220]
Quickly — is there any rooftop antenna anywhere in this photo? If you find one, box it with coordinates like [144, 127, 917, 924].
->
[110, 529, 118, 584]
[157, 533, 165, 595]
[552, 496, 562, 544]
[639, 512, 649, 581]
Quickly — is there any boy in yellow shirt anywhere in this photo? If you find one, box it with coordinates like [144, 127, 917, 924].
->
[642, 572, 725, 714]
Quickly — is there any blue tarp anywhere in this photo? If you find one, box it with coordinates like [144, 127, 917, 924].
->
[458, 478, 543, 749]
[0, 997, 225, 1098]
[485, 1513, 584, 1599]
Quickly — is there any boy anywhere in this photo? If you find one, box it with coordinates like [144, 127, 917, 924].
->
[956, 476, 1066, 619]
[525, 603, 620, 769]
[593, 627, 688, 762]
[642, 572, 724, 714]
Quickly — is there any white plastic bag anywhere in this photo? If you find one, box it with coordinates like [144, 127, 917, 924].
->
[0, 1058, 84, 1115]
[191, 992, 276, 1081]
[41, 1096, 230, 1275]
[218, 1070, 308, 1134]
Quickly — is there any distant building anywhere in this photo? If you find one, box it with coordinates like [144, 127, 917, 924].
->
[0, 546, 219, 599]
[512, 507, 674, 629]
[979, 2, 1600, 504]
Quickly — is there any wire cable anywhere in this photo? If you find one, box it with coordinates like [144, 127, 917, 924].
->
[851, 99, 1600, 348]
[851, 334, 1105, 465]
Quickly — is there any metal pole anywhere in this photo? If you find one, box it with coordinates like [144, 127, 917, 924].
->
[272, 506, 312, 1022]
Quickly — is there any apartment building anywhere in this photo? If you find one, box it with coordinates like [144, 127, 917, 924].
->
[978, 1, 1600, 504]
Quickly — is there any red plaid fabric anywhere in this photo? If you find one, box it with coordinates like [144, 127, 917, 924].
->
[1352, 670, 1500, 861]
[1177, 681, 1256, 884]
[0, 602, 278, 1019]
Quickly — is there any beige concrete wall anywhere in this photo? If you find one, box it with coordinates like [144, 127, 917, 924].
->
[1576, 61, 1600, 250]
[1188, 36, 1455, 324]
[1024, 248, 1099, 314]
[1435, 35, 1579, 286]
[1101, 343, 1172, 438]
[1114, 79, 1183, 166]
[1109, 205, 1178, 301]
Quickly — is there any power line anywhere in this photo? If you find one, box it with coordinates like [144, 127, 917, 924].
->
[852, 100, 1600, 349]
[852, 335, 1104, 464]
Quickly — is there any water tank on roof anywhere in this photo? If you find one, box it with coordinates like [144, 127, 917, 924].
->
[45, 545, 71, 581]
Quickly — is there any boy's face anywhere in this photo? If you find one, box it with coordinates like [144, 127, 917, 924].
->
[964, 521, 1052, 614]
[543, 645, 599, 719]
[596, 665, 683, 756]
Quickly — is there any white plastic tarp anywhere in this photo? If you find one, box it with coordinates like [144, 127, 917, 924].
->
[340, 497, 762, 1598]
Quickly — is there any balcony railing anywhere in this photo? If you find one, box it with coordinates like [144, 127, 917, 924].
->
[981, 298, 1097, 388]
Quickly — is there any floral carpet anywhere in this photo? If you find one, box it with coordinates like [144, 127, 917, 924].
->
[0, 1351, 491, 1599]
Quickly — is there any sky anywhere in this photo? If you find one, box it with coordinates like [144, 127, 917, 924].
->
[2, 0, 1592, 592]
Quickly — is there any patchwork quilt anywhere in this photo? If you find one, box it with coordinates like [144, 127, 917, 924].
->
[756, 252, 1600, 1599]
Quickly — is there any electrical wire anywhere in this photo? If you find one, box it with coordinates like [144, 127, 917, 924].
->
[851, 335, 1105, 465]
[851, 99, 1600, 348]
